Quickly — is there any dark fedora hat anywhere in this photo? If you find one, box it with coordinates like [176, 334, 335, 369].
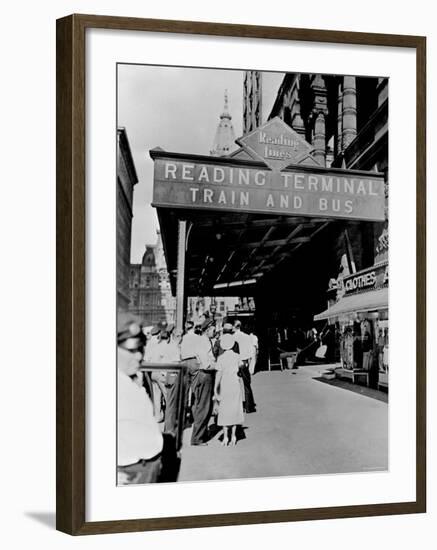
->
[201, 319, 215, 332]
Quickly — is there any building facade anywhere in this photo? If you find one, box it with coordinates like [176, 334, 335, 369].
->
[264, 72, 389, 386]
[243, 71, 262, 134]
[128, 231, 176, 327]
[150, 70, 388, 385]
[187, 296, 242, 324]
[117, 127, 138, 309]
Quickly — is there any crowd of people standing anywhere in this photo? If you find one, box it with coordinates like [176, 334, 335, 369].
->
[117, 311, 259, 484]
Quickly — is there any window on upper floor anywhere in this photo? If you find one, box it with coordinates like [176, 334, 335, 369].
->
[356, 77, 379, 134]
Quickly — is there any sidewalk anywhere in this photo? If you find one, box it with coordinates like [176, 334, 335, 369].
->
[177, 365, 388, 482]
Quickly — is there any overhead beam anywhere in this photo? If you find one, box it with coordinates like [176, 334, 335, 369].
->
[216, 215, 251, 283]
[263, 221, 332, 274]
[234, 224, 277, 280]
[258, 224, 304, 268]
[239, 236, 311, 249]
[192, 216, 328, 229]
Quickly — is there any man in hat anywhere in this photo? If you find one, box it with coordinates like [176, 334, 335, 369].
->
[198, 319, 216, 369]
[213, 312, 224, 337]
[144, 324, 162, 362]
[117, 312, 164, 484]
[180, 320, 202, 370]
[189, 319, 217, 445]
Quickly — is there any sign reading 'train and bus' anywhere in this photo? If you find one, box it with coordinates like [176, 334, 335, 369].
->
[152, 157, 386, 221]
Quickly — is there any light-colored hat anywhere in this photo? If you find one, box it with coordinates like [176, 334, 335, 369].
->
[220, 334, 235, 351]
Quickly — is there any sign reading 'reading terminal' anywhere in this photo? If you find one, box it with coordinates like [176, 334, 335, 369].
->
[152, 157, 386, 222]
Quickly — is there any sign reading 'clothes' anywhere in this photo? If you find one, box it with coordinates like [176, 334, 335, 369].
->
[343, 262, 389, 295]
[152, 156, 386, 221]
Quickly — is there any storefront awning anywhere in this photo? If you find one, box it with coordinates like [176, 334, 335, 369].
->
[314, 287, 388, 322]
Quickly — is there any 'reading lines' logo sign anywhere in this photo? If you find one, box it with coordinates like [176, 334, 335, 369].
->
[236, 117, 314, 171]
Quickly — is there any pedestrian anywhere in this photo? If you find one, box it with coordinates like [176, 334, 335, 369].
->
[153, 330, 176, 362]
[180, 320, 202, 373]
[117, 312, 164, 484]
[144, 325, 161, 361]
[361, 320, 373, 371]
[353, 322, 362, 369]
[180, 320, 202, 429]
[214, 333, 244, 446]
[188, 319, 217, 446]
[234, 320, 257, 413]
[248, 329, 259, 375]
[159, 329, 183, 436]
[167, 327, 182, 361]
[214, 312, 224, 337]
[145, 329, 173, 423]
[377, 328, 385, 373]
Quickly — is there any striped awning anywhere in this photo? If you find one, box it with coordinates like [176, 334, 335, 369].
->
[314, 287, 388, 322]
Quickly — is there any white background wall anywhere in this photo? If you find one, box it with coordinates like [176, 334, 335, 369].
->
[1, 0, 435, 547]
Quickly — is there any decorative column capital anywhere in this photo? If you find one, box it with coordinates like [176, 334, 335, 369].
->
[310, 74, 329, 115]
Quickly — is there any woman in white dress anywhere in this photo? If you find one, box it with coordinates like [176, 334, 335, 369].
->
[213, 334, 244, 446]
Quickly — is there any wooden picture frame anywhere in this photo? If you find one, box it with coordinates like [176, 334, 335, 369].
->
[56, 13, 426, 535]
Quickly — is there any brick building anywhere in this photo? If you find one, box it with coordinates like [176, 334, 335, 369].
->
[128, 231, 176, 327]
[117, 127, 138, 309]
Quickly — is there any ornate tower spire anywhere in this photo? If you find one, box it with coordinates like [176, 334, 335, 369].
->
[210, 90, 236, 157]
[222, 89, 230, 118]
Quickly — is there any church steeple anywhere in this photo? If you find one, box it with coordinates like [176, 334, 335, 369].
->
[210, 90, 236, 157]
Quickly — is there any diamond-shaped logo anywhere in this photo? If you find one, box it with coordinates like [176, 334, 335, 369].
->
[236, 117, 314, 171]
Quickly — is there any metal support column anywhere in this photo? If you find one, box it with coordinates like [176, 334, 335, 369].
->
[176, 220, 187, 333]
[344, 229, 356, 275]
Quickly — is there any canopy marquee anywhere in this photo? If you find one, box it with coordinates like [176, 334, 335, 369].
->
[149, 118, 386, 329]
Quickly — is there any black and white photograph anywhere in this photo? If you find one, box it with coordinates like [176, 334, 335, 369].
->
[116, 65, 389, 485]
[1, 0, 433, 543]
